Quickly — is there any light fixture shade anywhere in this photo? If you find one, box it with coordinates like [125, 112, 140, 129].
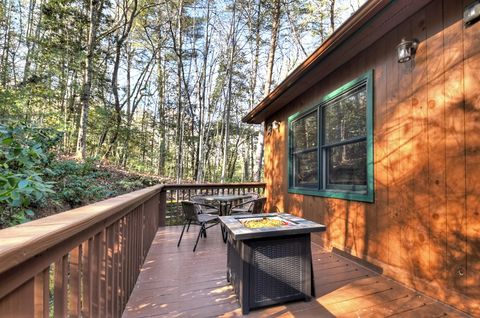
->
[267, 120, 281, 135]
[271, 120, 280, 130]
[397, 39, 418, 63]
[464, 0, 480, 26]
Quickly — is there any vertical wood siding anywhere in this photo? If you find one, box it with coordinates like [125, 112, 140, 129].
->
[263, 0, 479, 315]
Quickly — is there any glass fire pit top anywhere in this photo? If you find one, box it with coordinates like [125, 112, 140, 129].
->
[219, 213, 327, 240]
[240, 216, 294, 229]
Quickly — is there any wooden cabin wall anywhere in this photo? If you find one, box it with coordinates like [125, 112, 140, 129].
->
[263, 0, 479, 315]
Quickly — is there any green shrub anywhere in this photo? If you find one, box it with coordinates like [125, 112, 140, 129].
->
[0, 122, 60, 226]
[46, 159, 116, 207]
[0, 122, 157, 228]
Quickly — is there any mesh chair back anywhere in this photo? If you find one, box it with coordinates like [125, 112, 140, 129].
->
[181, 201, 199, 222]
[191, 195, 206, 203]
[240, 192, 260, 210]
[246, 192, 260, 200]
[251, 197, 266, 214]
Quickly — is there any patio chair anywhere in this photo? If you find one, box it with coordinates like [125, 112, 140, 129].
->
[191, 195, 220, 214]
[229, 192, 259, 214]
[177, 201, 220, 252]
[230, 197, 266, 215]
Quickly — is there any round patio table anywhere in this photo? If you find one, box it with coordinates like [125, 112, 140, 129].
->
[201, 194, 252, 216]
[201, 194, 253, 242]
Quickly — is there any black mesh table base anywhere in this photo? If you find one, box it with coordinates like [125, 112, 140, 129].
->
[227, 233, 314, 314]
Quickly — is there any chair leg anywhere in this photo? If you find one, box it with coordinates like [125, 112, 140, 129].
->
[186, 220, 192, 232]
[203, 226, 207, 238]
[193, 224, 205, 252]
[221, 224, 227, 243]
[177, 222, 188, 247]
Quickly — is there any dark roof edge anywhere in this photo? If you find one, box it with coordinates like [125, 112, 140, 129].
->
[242, 0, 389, 124]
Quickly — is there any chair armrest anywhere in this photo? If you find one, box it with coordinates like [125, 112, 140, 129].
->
[194, 202, 219, 210]
[230, 199, 256, 209]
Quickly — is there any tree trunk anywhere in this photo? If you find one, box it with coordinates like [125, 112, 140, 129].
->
[104, 0, 138, 159]
[248, 0, 262, 110]
[22, 0, 36, 82]
[173, 0, 185, 182]
[76, 0, 104, 159]
[263, 0, 281, 96]
[121, 45, 133, 167]
[255, 0, 281, 181]
[157, 50, 166, 176]
[220, 0, 237, 183]
[196, 0, 211, 182]
[329, 0, 336, 33]
[1, 1, 12, 87]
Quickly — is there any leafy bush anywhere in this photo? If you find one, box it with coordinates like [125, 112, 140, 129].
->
[57, 175, 113, 206]
[46, 159, 116, 207]
[0, 123, 158, 228]
[0, 122, 61, 226]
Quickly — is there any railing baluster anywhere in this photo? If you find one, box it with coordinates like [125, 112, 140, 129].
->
[69, 246, 81, 318]
[0, 183, 265, 317]
[121, 217, 127, 312]
[175, 190, 180, 225]
[159, 190, 166, 227]
[54, 254, 68, 318]
[81, 238, 92, 318]
[91, 233, 100, 317]
[113, 221, 120, 317]
[34, 267, 49, 318]
[100, 229, 107, 318]
[132, 210, 138, 289]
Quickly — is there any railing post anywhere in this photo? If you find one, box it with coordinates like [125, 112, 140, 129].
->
[159, 189, 166, 227]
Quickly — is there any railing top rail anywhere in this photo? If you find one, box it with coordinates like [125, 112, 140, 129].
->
[162, 182, 266, 190]
[0, 184, 163, 275]
[0, 182, 266, 275]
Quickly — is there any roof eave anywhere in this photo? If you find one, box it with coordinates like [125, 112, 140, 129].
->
[242, 0, 431, 124]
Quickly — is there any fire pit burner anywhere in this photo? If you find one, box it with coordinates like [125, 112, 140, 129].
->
[240, 216, 292, 228]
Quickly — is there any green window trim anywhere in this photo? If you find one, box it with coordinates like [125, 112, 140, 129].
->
[287, 70, 374, 203]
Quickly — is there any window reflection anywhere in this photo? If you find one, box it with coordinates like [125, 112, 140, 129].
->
[327, 141, 366, 186]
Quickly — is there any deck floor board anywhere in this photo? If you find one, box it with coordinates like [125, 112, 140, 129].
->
[122, 226, 470, 318]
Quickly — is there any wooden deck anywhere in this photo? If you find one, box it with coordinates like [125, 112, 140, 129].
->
[122, 226, 469, 318]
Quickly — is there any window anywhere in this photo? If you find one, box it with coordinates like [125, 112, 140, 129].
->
[288, 71, 374, 202]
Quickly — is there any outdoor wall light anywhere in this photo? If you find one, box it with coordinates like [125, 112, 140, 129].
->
[397, 38, 418, 63]
[267, 120, 281, 135]
[464, 0, 480, 27]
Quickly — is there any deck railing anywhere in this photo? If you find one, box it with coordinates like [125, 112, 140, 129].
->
[161, 183, 266, 225]
[0, 182, 265, 317]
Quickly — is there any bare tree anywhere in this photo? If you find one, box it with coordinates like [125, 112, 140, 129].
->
[254, 0, 281, 182]
[221, 0, 238, 183]
[76, 0, 105, 159]
[104, 0, 139, 159]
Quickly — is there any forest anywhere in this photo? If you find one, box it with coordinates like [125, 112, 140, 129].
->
[0, 0, 364, 226]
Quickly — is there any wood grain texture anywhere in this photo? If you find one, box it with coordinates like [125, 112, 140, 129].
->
[0, 185, 162, 275]
[263, 0, 480, 315]
[443, 0, 467, 296]
[0, 183, 265, 318]
[463, 0, 480, 304]
[122, 226, 469, 318]
[0, 278, 35, 318]
[33, 269, 49, 318]
[54, 254, 68, 318]
[68, 246, 81, 318]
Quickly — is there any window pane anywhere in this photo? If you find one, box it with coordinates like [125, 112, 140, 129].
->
[292, 111, 317, 150]
[327, 141, 366, 186]
[294, 151, 318, 186]
[324, 85, 366, 145]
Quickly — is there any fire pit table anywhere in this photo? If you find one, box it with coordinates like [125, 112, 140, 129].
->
[219, 213, 326, 314]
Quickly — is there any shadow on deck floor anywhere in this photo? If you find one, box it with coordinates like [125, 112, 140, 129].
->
[122, 226, 469, 318]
